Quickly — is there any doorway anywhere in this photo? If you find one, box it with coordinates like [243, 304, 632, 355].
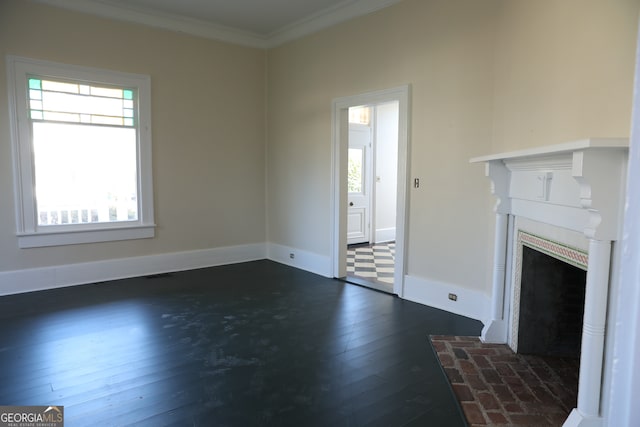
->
[345, 103, 399, 293]
[331, 85, 410, 296]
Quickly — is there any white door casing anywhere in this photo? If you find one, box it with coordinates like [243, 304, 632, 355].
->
[347, 123, 372, 245]
[331, 85, 410, 296]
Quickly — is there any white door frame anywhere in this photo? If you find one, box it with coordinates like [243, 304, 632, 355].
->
[605, 25, 640, 425]
[330, 85, 410, 296]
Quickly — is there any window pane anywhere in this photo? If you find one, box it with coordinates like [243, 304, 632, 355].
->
[91, 115, 124, 126]
[29, 89, 42, 100]
[91, 86, 123, 98]
[43, 111, 80, 122]
[348, 147, 364, 193]
[28, 78, 41, 90]
[42, 80, 79, 94]
[349, 106, 371, 125]
[42, 91, 125, 117]
[32, 122, 138, 226]
[28, 77, 135, 127]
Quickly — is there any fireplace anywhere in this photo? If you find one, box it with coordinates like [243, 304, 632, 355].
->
[470, 139, 628, 427]
[516, 240, 586, 358]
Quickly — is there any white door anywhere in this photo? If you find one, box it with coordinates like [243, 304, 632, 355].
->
[347, 123, 372, 245]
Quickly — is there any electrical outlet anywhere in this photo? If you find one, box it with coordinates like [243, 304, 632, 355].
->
[289, 253, 295, 259]
[448, 293, 458, 301]
[414, 178, 420, 188]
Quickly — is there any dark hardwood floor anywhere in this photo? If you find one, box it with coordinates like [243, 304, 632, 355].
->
[0, 260, 482, 426]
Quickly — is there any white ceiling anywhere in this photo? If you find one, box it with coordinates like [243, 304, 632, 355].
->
[35, 0, 403, 48]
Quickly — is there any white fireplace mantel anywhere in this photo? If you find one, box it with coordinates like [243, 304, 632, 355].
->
[471, 138, 628, 240]
[470, 138, 629, 427]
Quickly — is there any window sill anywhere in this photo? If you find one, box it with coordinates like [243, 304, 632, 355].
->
[18, 224, 156, 248]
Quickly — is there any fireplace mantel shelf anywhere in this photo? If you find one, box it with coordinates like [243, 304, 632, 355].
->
[469, 137, 628, 163]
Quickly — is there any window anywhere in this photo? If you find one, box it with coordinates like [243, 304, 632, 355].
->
[7, 56, 155, 248]
[348, 105, 370, 125]
[348, 148, 364, 193]
[347, 105, 370, 194]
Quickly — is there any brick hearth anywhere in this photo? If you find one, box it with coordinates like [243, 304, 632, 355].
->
[430, 336, 579, 426]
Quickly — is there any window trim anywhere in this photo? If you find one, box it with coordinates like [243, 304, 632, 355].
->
[6, 56, 155, 248]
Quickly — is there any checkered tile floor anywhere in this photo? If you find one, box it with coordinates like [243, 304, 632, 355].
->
[346, 242, 395, 285]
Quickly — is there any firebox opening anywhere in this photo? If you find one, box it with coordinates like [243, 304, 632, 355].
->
[517, 246, 587, 358]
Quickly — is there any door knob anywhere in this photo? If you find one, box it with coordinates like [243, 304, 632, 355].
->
[349, 202, 354, 206]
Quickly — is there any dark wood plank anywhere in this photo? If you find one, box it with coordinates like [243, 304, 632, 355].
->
[0, 260, 481, 426]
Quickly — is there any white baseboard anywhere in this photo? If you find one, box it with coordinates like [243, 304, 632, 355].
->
[403, 274, 490, 322]
[481, 319, 509, 344]
[0, 243, 267, 296]
[374, 227, 396, 243]
[1, 242, 488, 326]
[267, 243, 332, 278]
[563, 409, 601, 427]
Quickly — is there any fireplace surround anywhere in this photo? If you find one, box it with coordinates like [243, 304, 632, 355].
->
[471, 138, 628, 427]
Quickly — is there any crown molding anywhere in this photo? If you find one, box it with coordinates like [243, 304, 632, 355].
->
[34, 0, 269, 48]
[265, 0, 404, 48]
[33, 0, 403, 49]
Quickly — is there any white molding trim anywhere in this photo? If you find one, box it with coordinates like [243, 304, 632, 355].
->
[17, 224, 155, 249]
[374, 227, 396, 243]
[266, 0, 404, 48]
[403, 274, 490, 323]
[0, 243, 266, 296]
[34, 0, 403, 49]
[34, 0, 269, 49]
[266, 243, 332, 278]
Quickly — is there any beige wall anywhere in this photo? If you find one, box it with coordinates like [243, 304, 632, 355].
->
[266, 0, 639, 296]
[267, 0, 499, 291]
[1, 0, 637, 301]
[0, 1, 266, 271]
[492, 0, 639, 152]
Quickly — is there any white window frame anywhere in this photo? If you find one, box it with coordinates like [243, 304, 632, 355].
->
[6, 56, 155, 248]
